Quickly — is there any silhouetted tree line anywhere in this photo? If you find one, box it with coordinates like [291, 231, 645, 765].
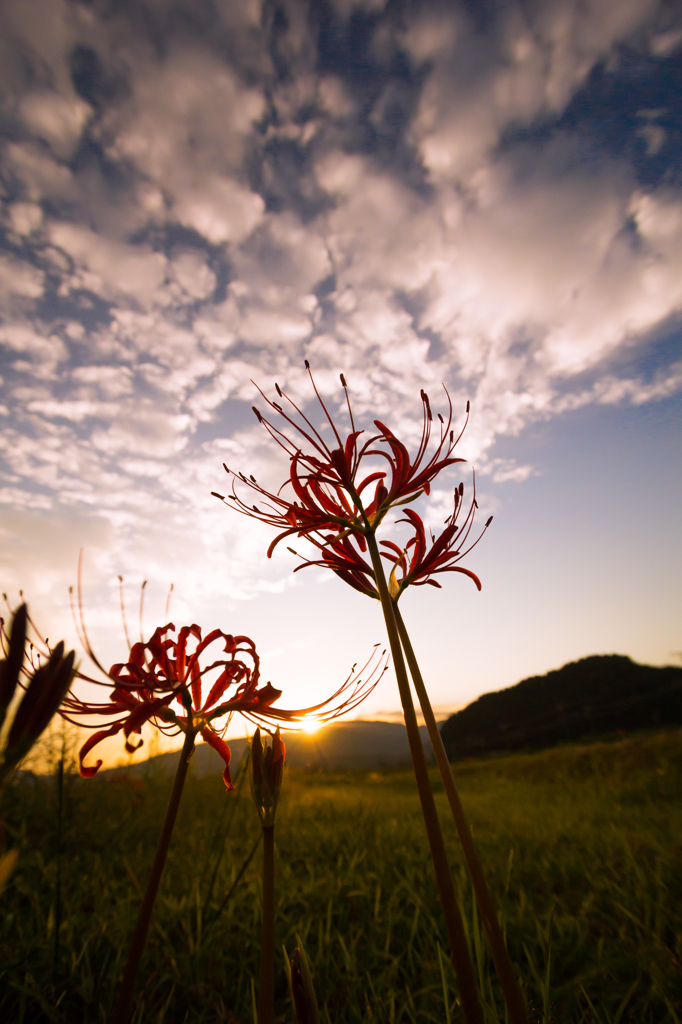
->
[440, 655, 682, 759]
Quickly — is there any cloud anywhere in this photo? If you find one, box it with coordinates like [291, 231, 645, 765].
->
[405, 0, 661, 180]
[0, 324, 66, 377]
[18, 90, 92, 160]
[5, 202, 43, 237]
[0, 253, 44, 301]
[48, 222, 168, 307]
[2, 141, 75, 202]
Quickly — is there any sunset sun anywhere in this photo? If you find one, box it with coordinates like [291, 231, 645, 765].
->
[300, 718, 322, 735]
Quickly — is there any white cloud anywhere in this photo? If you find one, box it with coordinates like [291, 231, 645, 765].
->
[0, 253, 44, 300]
[19, 91, 92, 160]
[90, 407, 193, 459]
[101, 47, 267, 246]
[483, 458, 536, 484]
[169, 251, 216, 301]
[0, 324, 66, 377]
[407, 0, 660, 180]
[637, 121, 666, 155]
[173, 177, 264, 246]
[650, 26, 682, 55]
[24, 399, 120, 422]
[5, 201, 43, 236]
[49, 223, 168, 308]
[3, 141, 74, 202]
[71, 365, 134, 400]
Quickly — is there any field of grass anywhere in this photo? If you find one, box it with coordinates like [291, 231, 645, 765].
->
[1, 728, 681, 1023]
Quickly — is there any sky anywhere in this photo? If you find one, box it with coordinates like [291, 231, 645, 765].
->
[0, 0, 681, 764]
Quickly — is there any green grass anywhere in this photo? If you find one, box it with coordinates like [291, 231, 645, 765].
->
[1, 729, 681, 1023]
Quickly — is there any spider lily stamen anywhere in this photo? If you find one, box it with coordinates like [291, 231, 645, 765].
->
[253, 375, 340, 467]
[304, 359, 345, 451]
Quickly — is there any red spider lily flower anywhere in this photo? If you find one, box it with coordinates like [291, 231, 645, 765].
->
[212, 362, 469, 557]
[380, 492, 494, 602]
[284, 477, 492, 602]
[57, 571, 388, 785]
[60, 623, 265, 787]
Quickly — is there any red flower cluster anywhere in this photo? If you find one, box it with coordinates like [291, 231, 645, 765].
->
[61, 624, 267, 786]
[212, 362, 467, 558]
[214, 364, 490, 602]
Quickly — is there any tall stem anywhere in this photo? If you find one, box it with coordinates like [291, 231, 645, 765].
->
[366, 533, 483, 1024]
[110, 726, 196, 1024]
[394, 604, 527, 1024]
[258, 824, 276, 1024]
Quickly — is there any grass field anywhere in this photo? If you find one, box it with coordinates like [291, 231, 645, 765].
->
[1, 728, 681, 1023]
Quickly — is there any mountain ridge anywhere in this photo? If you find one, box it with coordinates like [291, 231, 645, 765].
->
[440, 654, 682, 759]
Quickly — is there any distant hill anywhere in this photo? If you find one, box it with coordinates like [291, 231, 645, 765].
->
[440, 655, 682, 759]
[100, 720, 435, 780]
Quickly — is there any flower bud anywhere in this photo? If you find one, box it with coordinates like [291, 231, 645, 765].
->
[285, 938, 320, 1024]
[1, 607, 76, 784]
[0, 604, 28, 731]
[250, 727, 285, 827]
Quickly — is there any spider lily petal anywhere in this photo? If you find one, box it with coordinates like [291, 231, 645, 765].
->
[289, 534, 379, 599]
[200, 726, 233, 790]
[77, 722, 126, 778]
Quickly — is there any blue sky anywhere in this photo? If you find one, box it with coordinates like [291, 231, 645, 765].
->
[0, 0, 681, 762]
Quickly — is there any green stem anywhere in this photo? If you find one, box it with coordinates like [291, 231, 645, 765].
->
[258, 824, 276, 1024]
[394, 604, 527, 1024]
[110, 726, 196, 1024]
[366, 532, 483, 1024]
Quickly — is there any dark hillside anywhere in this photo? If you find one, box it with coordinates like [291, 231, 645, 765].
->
[440, 654, 682, 759]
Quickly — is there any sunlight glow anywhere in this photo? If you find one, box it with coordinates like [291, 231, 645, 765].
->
[301, 717, 322, 735]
